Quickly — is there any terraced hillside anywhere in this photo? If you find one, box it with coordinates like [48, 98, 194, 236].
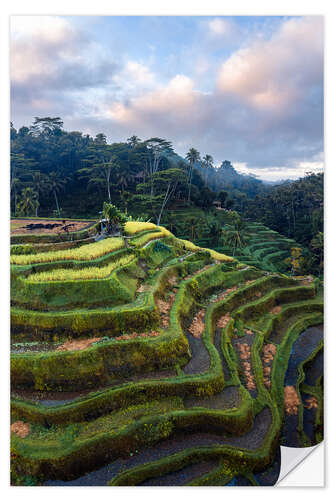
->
[198, 220, 301, 274]
[10, 220, 323, 486]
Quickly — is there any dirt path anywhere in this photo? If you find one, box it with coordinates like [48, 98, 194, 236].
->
[304, 348, 323, 386]
[44, 407, 272, 486]
[284, 325, 323, 386]
[280, 325, 323, 448]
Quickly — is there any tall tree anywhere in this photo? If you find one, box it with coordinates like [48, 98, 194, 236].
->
[48, 171, 68, 215]
[16, 187, 39, 216]
[127, 135, 141, 148]
[185, 148, 201, 203]
[31, 171, 49, 216]
[80, 144, 119, 202]
[202, 154, 214, 186]
[144, 138, 174, 197]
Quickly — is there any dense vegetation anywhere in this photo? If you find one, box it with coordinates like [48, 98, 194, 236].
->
[10, 217, 323, 486]
[10, 117, 324, 485]
[10, 117, 323, 277]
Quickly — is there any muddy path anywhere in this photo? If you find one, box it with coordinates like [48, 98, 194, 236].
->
[44, 407, 272, 486]
[284, 325, 323, 386]
[12, 369, 178, 407]
[304, 348, 323, 387]
[140, 459, 220, 486]
[280, 325, 323, 448]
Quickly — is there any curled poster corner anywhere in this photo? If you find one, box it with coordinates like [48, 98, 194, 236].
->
[277, 442, 324, 486]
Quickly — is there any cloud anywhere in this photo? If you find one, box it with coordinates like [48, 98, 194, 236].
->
[217, 16, 323, 111]
[10, 15, 119, 115]
[10, 16, 324, 180]
[108, 75, 202, 128]
[207, 18, 235, 38]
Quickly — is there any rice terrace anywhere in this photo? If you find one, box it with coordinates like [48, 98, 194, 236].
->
[9, 14, 324, 487]
[10, 209, 323, 486]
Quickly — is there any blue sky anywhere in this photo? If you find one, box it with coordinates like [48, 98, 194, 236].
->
[10, 15, 324, 180]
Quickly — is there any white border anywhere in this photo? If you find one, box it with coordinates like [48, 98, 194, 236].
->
[1, 1, 331, 498]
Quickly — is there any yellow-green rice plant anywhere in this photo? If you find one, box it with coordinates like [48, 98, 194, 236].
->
[10, 237, 124, 265]
[176, 239, 233, 262]
[124, 221, 158, 234]
[129, 230, 170, 248]
[26, 254, 135, 282]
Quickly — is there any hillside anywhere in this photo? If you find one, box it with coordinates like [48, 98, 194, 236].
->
[10, 219, 323, 486]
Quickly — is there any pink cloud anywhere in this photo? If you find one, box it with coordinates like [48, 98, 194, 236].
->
[217, 16, 323, 111]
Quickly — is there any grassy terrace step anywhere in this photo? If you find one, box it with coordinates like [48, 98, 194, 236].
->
[10, 236, 96, 255]
[11, 266, 261, 421]
[12, 394, 257, 483]
[244, 240, 291, 254]
[10, 252, 213, 339]
[252, 244, 290, 261]
[11, 265, 259, 391]
[10, 221, 323, 485]
[10, 237, 125, 266]
[232, 283, 316, 325]
[11, 250, 141, 311]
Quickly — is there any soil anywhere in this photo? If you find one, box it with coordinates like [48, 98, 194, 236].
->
[261, 343, 277, 390]
[284, 325, 323, 386]
[211, 287, 238, 305]
[216, 313, 231, 329]
[284, 386, 300, 415]
[157, 290, 177, 328]
[11, 219, 92, 235]
[56, 338, 102, 351]
[11, 421, 30, 438]
[233, 332, 257, 395]
[114, 331, 160, 341]
[270, 306, 282, 315]
[188, 309, 205, 338]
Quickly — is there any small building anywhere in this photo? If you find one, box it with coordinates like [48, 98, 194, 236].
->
[213, 200, 222, 209]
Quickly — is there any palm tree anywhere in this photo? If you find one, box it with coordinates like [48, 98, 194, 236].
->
[223, 220, 247, 256]
[11, 176, 23, 217]
[127, 135, 141, 148]
[16, 187, 39, 216]
[48, 171, 68, 216]
[31, 171, 48, 216]
[202, 154, 213, 186]
[185, 148, 200, 203]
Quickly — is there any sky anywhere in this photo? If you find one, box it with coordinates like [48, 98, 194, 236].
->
[10, 15, 324, 181]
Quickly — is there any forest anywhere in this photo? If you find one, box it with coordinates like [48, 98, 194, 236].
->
[10, 117, 323, 276]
